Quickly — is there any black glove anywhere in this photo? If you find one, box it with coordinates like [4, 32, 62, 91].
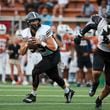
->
[74, 35, 81, 45]
[103, 36, 110, 44]
[74, 31, 83, 45]
[102, 29, 110, 44]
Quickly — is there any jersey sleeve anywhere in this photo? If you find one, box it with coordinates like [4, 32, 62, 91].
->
[43, 25, 53, 40]
[37, 25, 53, 41]
[81, 15, 101, 35]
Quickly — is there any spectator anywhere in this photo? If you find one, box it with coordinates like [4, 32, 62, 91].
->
[57, 24, 74, 86]
[75, 38, 93, 87]
[81, 0, 95, 18]
[98, 0, 107, 17]
[2, 0, 15, 7]
[52, 0, 69, 18]
[35, 0, 54, 13]
[24, 0, 36, 14]
[15, 29, 29, 85]
[40, 5, 53, 26]
[8, 37, 24, 85]
[19, 53, 29, 85]
[0, 24, 9, 83]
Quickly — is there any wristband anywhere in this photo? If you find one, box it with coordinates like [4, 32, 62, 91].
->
[41, 42, 47, 47]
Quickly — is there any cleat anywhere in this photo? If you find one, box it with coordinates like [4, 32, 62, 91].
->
[89, 81, 99, 97]
[23, 94, 36, 103]
[64, 89, 75, 103]
[95, 97, 102, 109]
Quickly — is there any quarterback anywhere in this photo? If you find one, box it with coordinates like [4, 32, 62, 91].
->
[20, 12, 75, 103]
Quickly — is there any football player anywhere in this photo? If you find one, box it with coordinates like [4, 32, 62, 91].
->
[74, 13, 110, 109]
[57, 24, 74, 86]
[20, 12, 75, 103]
[0, 24, 9, 83]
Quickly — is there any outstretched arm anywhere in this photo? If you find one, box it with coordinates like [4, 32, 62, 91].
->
[74, 23, 97, 45]
[81, 23, 97, 36]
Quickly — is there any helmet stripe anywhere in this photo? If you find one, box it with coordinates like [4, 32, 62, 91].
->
[32, 12, 36, 18]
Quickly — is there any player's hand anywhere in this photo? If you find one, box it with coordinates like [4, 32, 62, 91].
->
[74, 35, 81, 45]
[74, 30, 83, 45]
[28, 37, 41, 45]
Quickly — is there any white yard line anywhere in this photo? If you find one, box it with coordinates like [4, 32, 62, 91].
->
[0, 94, 103, 97]
[0, 85, 31, 88]
[0, 102, 110, 106]
[0, 89, 63, 91]
[0, 89, 102, 92]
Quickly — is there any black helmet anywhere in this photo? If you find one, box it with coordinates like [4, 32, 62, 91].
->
[25, 11, 41, 23]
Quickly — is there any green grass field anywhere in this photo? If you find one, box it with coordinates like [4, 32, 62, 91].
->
[0, 83, 109, 110]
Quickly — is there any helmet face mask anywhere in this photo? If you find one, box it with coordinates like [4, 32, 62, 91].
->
[28, 19, 41, 31]
[106, 15, 110, 24]
[25, 12, 41, 31]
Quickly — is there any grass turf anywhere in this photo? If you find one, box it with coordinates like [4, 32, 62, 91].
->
[0, 83, 109, 110]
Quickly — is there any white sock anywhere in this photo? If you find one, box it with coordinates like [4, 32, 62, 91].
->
[64, 87, 70, 93]
[31, 90, 36, 96]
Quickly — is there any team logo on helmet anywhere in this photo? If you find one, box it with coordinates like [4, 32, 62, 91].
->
[0, 24, 7, 35]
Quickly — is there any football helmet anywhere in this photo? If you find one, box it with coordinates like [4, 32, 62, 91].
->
[15, 29, 22, 37]
[25, 11, 41, 31]
[57, 24, 70, 36]
[0, 24, 7, 35]
[104, 6, 110, 24]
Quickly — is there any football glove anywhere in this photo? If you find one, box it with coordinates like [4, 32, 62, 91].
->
[74, 31, 83, 45]
[74, 36, 81, 45]
[27, 37, 38, 49]
[102, 36, 110, 44]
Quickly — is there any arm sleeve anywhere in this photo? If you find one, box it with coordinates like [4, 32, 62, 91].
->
[81, 23, 97, 36]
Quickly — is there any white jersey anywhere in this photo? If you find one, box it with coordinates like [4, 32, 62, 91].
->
[85, 15, 110, 52]
[21, 24, 57, 56]
[21, 24, 53, 41]
[96, 18, 110, 52]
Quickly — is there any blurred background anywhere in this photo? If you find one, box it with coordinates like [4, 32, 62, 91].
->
[0, 0, 109, 110]
[0, 0, 107, 86]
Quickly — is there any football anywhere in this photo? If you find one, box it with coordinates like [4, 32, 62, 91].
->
[27, 37, 38, 49]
